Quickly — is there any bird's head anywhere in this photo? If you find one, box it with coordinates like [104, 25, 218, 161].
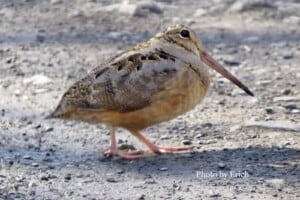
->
[156, 24, 254, 96]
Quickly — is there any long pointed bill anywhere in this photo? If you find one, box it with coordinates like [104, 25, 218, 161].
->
[200, 51, 254, 96]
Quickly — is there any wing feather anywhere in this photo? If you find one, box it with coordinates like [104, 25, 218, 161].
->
[50, 49, 180, 118]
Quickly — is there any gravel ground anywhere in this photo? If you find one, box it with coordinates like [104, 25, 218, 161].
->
[0, 0, 300, 199]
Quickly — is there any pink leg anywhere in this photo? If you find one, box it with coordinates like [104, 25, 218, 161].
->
[103, 128, 143, 159]
[131, 130, 193, 154]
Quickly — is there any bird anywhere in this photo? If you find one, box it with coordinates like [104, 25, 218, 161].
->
[48, 24, 253, 159]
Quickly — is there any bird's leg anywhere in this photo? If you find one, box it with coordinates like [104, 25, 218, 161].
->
[103, 127, 143, 159]
[131, 130, 193, 154]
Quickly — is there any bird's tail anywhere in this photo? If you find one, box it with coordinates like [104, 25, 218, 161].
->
[45, 103, 72, 120]
[45, 108, 62, 119]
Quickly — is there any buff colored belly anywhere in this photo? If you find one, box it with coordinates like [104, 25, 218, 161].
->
[71, 70, 210, 130]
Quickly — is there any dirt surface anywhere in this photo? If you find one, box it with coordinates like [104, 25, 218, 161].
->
[0, 0, 300, 199]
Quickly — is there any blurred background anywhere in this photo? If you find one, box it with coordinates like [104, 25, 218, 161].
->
[0, 0, 299, 199]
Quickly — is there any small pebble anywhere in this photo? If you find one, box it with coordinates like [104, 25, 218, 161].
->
[36, 34, 45, 43]
[40, 175, 49, 181]
[44, 126, 54, 132]
[14, 89, 21, 96]
[228, 0, 276, 12]
[194, 8, 207, 17]
[2, 80, 11, 88]
[136, 194, 146, 200]
[65, 174, 72, 181]
[144, 179, 156, 184]
[116, 169, 125, 174]
[256, 80, 271, 86]
[31, 163, 39, 167]
[23, 74, 52, 85]
[195, 133, 204, 139]
[210, 193, 221, 198]
[223, 56, 240, 66]
[243, 36, 260, 43]
[51, 0, 62, 5]
[15, 175, 25, 182]
[69, 10, 85, 18]
[273, 96, 300, 102]
[23, 155, 32, 160]
[284, 104, 298, 111]
[106, 178, 118, 183]
[243, 121, 300, 132]
[265, 107, 275, 114]
[281, 89, 291, 95]
[134, 1, 163, 17]
[283, 16, 300, 24]
[159, 167, 168, 171]
[282, 51, 294, 59]
[202, 123, 213, 128]
[29, 181, 37, 187]
[160, 135, 171, 140]
[182, 140, 192, 145]
[291, 109, 300, 114]
[217, 162, 227, 169]
[200, 140, 217, 145]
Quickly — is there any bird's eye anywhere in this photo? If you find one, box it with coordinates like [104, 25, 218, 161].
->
[180, 29, 190, 38]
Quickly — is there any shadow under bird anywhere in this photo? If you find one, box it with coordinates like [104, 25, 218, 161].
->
[48, 24, 254, 159]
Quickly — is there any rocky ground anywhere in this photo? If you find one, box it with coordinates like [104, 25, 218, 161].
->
[0, 0, 300, 199]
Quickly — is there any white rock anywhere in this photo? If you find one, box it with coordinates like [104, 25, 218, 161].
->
[105, 32, 122, 40]
[291, 109, 300, 114]
[265, 179, 285, 187]
[228, 0, 276, 12]
[108, 0, 163, 17]
[273, 96, 300, 102]
[159, 167, 168, 171]
[160, 135, 171, 140]
[256, 80, 272, 86]
[283, 16, 300, 24]
[194, 8, 208, 17]
[243, 121, 300, 132]
[119, 1, 137, 15]
[23, 75, 52, 85]
[69, 10, 85, 18]
[33, 88, 49, 94]
[51, 0, 63, 5]
[230, 125, 241, 132]
[102, 4, 122, 12]
[14, 89, 21, 96]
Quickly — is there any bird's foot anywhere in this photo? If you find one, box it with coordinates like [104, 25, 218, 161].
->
[103, 148, 144, 159]
[149, 145, 193, 154]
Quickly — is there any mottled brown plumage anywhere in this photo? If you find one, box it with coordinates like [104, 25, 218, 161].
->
[48, 24, 253, 159]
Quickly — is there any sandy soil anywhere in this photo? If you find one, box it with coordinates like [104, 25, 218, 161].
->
[0, 0, 299, 199]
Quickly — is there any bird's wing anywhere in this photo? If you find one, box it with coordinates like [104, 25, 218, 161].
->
[53, 49, 182, 116]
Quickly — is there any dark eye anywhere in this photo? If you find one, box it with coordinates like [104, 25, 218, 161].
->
[180, 29, 190, 38]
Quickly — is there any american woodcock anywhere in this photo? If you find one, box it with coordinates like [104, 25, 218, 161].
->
[48, 24, 253, 159]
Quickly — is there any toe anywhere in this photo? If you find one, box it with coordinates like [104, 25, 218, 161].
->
[151, 145, 193, 154]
